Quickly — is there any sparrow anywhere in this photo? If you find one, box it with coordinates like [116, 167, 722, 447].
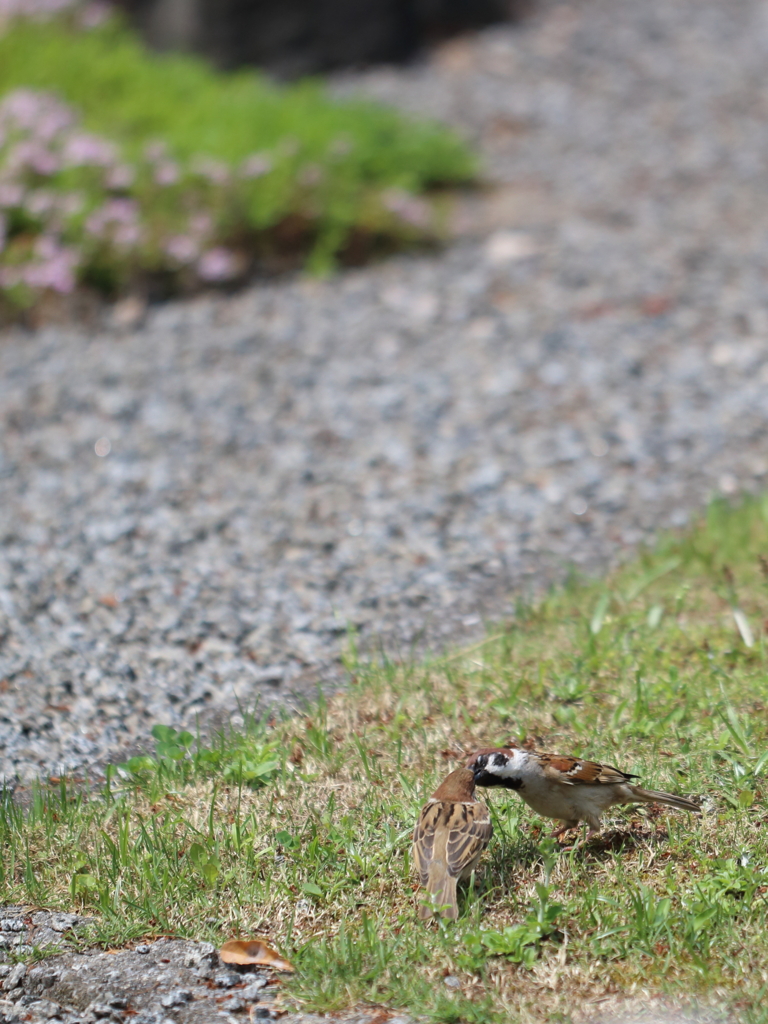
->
[467, 744, 701, 839]
[412, 767, 493, 920]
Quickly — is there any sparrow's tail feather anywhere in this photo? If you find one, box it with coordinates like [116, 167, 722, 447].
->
[628, 785, 701, 814]
[420, 863, 458, 920]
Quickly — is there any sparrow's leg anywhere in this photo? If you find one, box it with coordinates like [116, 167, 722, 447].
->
[549, 820, 579, 838]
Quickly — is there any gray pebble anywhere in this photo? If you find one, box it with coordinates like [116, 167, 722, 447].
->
[213, 971, 241, 989]
[159, 989, 192, 1008]
[87, 1005, 113, 1019]
[2, 964, 25, 991]
[26, 1000, 61, 1019]
[241, 979, 268, 999]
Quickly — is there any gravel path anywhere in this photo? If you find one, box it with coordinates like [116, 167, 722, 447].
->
[3, 0, 768, 783]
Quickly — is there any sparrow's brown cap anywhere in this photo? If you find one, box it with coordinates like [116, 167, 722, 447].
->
[465, 744, 519, 768]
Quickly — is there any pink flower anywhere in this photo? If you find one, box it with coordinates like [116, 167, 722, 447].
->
[154, 161, 180, 186]
[240, 153, 272, 179]
[26, 189, 57, 216]
[24, 236, 79, 292]
[58, 192, 85, 217]
[165, 235, 199, 263]
[299, 164, 323, 187]
[189, 213, 213, 237]
[78, 1, 111, 28]
[197, 247, 237, 281]
[113, 223, 141, 247]
[0, 183, 24, 208]
[0, 90, 49, 129]
[62, 133, 117, 167]
[191, 156, 229, 185]
[34, 108, 75, 142]
[0, 0, 75, 19]
[105, 164, 135, 189]
[381, 188, 431, 230]
[7, 141, 60, 176]
[144, 140, 168, 162]
[86, 198, 139, 236]
[0, 266, 20, 288]
[35, 235, 59, 259]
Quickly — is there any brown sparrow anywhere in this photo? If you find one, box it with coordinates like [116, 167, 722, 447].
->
[467, 744, 700, 839]
[412, 767, 493, 920]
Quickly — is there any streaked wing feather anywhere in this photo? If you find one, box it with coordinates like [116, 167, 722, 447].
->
[445, 804, 492, 876]
[541, 754, 638, 786]
[413, 804, 440, 885]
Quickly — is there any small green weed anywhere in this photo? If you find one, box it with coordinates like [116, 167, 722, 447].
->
[116, 723, 280, 790]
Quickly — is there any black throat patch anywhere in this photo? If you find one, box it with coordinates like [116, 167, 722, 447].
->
[474, 769, 524, 791]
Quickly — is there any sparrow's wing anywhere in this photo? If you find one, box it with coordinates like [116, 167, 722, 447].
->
[444, 800, 493, 877]
[413, 802, 441, 886]
[539, 754, 639, 786]
[413, 800, 492, 882]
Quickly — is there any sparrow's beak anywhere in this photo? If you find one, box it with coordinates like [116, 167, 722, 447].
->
[471, 761, 504, 788]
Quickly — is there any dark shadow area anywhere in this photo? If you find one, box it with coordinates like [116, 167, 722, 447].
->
[113, 0, 535, 77]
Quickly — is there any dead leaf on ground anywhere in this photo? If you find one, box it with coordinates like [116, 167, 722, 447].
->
[219, 939, 295, 972]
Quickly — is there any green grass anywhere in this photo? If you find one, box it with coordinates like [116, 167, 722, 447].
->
[3, 496, 768, 1022]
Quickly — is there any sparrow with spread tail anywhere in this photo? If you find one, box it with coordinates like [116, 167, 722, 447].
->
[413, 767, 493, 920]
[467, 743, 701, 839]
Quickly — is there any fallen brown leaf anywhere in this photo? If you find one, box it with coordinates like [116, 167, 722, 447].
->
[219, 939, 295, 972]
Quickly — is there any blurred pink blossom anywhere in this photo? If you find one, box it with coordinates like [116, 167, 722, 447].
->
[62, 133, 117, 167]
[144, 140, 168, 162]
[381, 188, 431, 230]
[154, 160, 180, 186]
[0, 266, 21, 289]
[24, 236, 78, 291]
[191, 156, 229, 185]
[77, 1, 110, 28]
[165, 235, 199, 263]
[0, 0, 76, 19]
[240, 153, 272, 178]
[34, 108, 75, 142]
[197, 247, 237, 281]
[0, 183, 24, 207]
[0, 90, 53, 129]
[86, 198, 139, 235]
[113, 223, 141, 247]
[105, 164, 135, 189]
[299, 164, 323, 187]
[26, 189, 57, 216]
[7, 141, 60, 175]
[189, 213, 213, 236]
[58, 192, 85, 216]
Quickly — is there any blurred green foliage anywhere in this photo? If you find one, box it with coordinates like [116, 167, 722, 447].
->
[0, 16, 474, 186]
